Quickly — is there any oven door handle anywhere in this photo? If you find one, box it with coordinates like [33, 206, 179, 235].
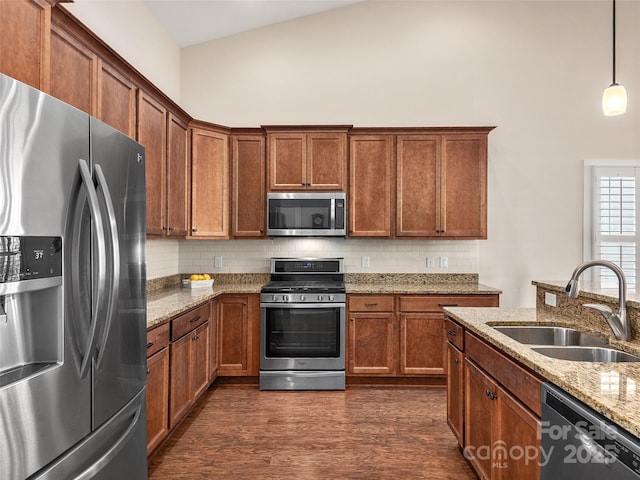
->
[260, 302, 346, 309]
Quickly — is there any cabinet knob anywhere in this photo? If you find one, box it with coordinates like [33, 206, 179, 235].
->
[192, 228, 198, 232]
[454, 358, 461, 364]
[146, 368, 150, 374]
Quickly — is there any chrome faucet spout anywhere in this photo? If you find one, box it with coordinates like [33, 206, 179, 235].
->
[565, 260, 630, 341]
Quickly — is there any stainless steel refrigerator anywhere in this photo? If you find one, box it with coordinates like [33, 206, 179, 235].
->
[0, 73, 147, 479]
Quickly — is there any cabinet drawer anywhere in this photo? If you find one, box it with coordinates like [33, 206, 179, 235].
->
[399, 294, 499, 312]
[171, 302, 210, 341]
[349, 296, 394, 312]
[444, 318, 464, 351]
[465, 332, 542, 416]
[147, 323, 169, 357]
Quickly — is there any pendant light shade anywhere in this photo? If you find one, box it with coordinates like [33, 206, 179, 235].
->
[603, 83, 627, 116]
[603, 0, 627, 116]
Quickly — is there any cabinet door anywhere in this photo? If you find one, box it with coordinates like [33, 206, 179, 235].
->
[348, 312, 395, 375]
[307, 133, 347, 190]
[209, 299, 219, 383]
[349, 135, 394, 237]
[441, 135, 487, 238]
[399, 313, 445, 375]
[192, 322, 210, 400]
[464, 359, 496, 480]
[146, 347, 169, 455]
[191, 128, 229, 238]
[97, 60, 136, 138]
[496, 386, 540, 480]
[137, 91, 166, 236]
[169, 333, 192, 428]
[268, 133, 306, 190]
[218, 296, 249, 375]
[396, 135, 440, 237]
[0, 0, 49, 90]
[231, 135, 266, 237]
[166, 113, 189, 236]
[49, 23, 97, 114]
[446, 342, 464, 447]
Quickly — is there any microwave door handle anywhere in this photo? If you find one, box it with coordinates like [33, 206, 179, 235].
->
[77, 159, 107, 379]
[93, 164, 120, 369]
[330, 198, 335, 229]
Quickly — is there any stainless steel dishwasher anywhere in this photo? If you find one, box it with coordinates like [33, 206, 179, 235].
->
[541, 383, 640, 479]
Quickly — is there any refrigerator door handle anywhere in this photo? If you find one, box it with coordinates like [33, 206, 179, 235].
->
[71, 404, 142, 480]
[93, 164, 120, 369]
[77, 158, 107, 379]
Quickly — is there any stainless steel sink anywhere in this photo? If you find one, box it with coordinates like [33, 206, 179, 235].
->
[531, 346, 640, 362]
[493, 326, 607, 346]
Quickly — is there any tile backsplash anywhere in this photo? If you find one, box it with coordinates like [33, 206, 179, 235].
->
[173, 238, 479, 276]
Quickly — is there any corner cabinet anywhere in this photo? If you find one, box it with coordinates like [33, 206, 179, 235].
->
[190, 122, 229, 239]
[265, 126, 349, 191]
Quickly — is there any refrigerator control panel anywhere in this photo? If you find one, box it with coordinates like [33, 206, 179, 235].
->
[0, 236, 62, 283]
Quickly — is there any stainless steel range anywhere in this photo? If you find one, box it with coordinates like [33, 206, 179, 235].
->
[260, 258, 346, 390]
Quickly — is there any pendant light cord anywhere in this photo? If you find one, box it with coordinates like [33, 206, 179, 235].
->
[612, 0, 617, 85]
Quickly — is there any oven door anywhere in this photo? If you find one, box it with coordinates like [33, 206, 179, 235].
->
[260, 302, 346, 371]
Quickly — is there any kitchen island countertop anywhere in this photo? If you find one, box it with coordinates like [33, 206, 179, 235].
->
[444, 305, 640, 438]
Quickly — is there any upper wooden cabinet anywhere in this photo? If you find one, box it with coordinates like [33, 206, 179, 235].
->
[190, 123, 229, 239]
[0, 0, 50, 90]
[231, 133, 266, 238]
[396, 130, 492, 239]
[265, 127, 349, 191]
[137, 90, 190, 238]
[348, 135, 394, 237]
[97, 60, 136, 138]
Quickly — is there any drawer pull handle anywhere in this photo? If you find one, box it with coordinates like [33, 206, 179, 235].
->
[454, 358, 461, 365]
[190, 316, 201, 323]
[439, 304, 459, 307]
[364, 303, 378, 307]
[447, 330, 457, 337]
[485, 390, 497, 400]
[146, 342, 154, 349]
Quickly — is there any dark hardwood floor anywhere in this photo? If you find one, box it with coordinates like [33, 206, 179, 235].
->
[148, 386, 478, 479]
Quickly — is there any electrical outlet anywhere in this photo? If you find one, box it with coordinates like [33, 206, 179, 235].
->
[440, 256, 448, 268]
[427, 256, 435, 268]
[214, 256, 223, 268]
[545, 292, 557, 307]
[361, 256, 370, 268]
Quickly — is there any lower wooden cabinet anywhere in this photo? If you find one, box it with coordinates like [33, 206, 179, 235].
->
[446, 318, 541, 480]
[348, 294, 498, 378]
[146, 323, 170, 455]
[168, 302, 210, 429]
[209, 298, 219, 383]
[217, 294, 260, 376]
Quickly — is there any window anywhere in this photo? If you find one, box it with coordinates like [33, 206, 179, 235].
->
[585, 162, 640, 288]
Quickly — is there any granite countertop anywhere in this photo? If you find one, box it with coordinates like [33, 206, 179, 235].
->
[345, 282, 501, 295]
[147, 283, 264, 329]
[443, 306, 640, 438]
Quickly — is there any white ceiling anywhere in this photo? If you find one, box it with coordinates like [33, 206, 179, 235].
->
[143, 0, 365, 47]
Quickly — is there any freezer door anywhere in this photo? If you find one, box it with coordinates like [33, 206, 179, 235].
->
[28, 388, 147, 480]
[0, 73, 92, 479]
[89, 118, 147, 429]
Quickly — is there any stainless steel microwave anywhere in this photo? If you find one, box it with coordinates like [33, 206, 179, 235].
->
[266, 192, 347, 237]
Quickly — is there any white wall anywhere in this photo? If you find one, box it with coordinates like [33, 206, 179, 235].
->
[62, 0, 182, 102]
[180, 1, 640, 307]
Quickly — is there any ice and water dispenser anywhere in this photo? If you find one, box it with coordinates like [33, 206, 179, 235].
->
[0, 236, 63, 386]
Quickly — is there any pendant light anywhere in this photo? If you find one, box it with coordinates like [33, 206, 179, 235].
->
[602, 0, 627, 116]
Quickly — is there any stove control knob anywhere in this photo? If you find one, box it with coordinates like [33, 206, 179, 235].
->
[318, 295, 324, 301]
[329, 295, 335, 301]
[283, 295, 289, 302]
[272, 295, 278, 302]
[300, 295, 306, 301]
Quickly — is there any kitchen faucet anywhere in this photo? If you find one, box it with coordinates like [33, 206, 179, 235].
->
[565, 260, 630, 341]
